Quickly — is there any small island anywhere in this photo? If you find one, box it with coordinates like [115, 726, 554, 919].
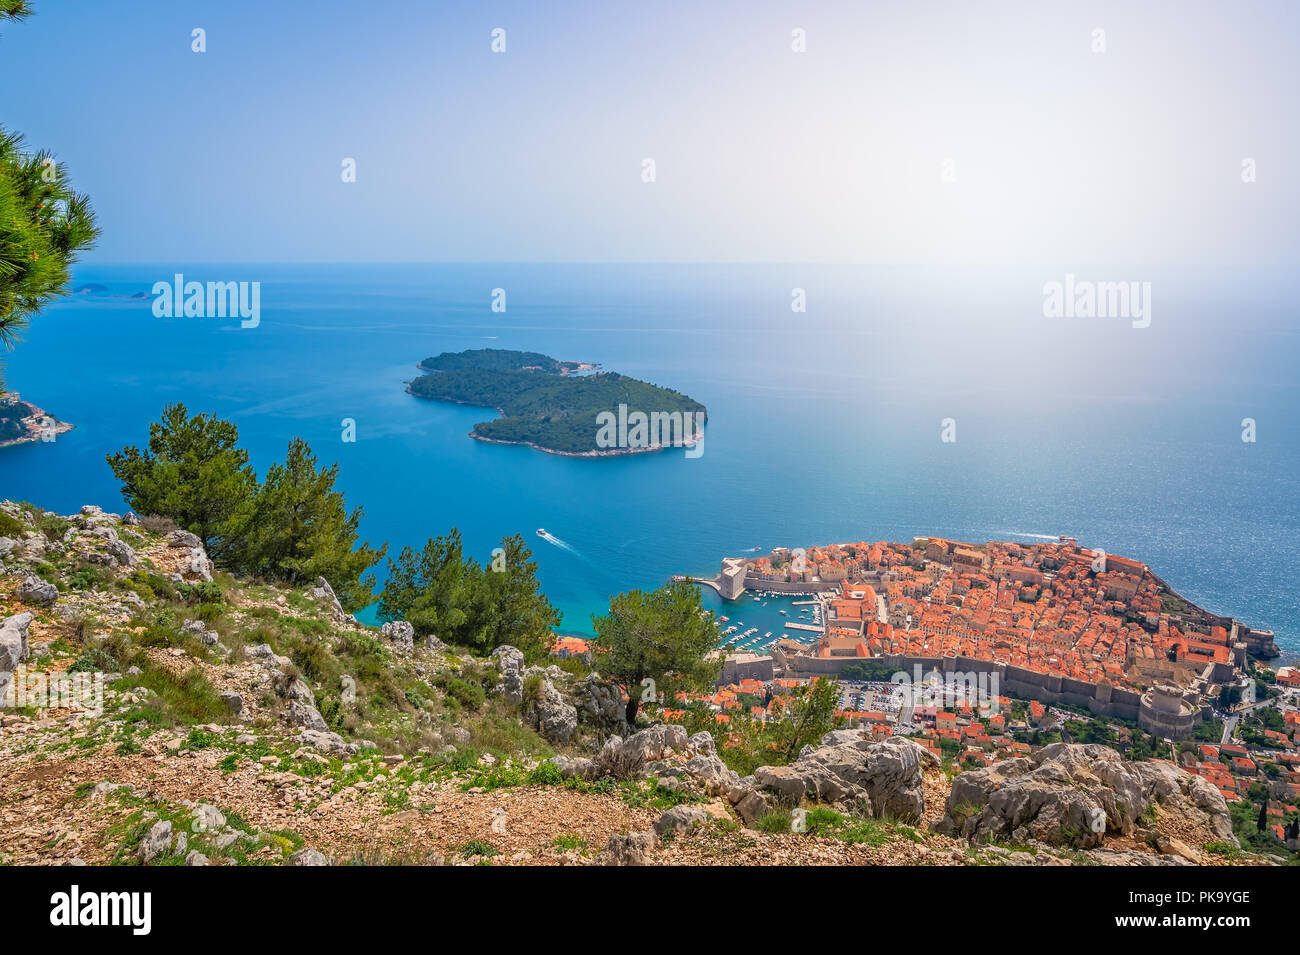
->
[406, 348, 707, 456]
[0, 392, 73, 448]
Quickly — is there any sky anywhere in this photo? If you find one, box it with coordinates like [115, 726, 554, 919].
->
[2, 0, 1297, 265]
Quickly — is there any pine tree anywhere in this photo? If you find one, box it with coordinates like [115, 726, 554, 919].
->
[0, 4, 100, 369]
[591, 581, 720, 726]
[772, 677, 844, 763]
[236, 437, 386, 613]
[379, 530, 491, 648]
[106, 403, 258, 560]
[483, 534, 561, 659]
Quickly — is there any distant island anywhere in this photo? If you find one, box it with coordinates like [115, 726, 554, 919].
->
[73, 284, 151, 300]
[406, 348, 707, 456]
[0, 392, 73, 448]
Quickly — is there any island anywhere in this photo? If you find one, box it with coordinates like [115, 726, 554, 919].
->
[406, 348, 707, 456]
[0, 392, 73, 448]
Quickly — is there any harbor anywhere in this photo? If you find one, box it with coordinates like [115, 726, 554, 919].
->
[700, 587, 824, 654]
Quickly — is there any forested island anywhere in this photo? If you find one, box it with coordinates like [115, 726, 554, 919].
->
[407, 348, 707, 456]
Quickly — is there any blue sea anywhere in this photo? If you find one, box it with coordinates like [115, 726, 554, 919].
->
[2, 264, 1296, 656]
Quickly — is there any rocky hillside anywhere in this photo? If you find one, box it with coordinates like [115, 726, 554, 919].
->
[0, 501, 1280, 866]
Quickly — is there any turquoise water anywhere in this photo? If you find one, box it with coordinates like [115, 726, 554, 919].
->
[701, 591, 823, 654]
[2, 264, 1296, 654]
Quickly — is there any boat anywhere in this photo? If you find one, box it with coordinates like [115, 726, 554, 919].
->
[536, 528, 547, 537]
[779, 610, 787, 615]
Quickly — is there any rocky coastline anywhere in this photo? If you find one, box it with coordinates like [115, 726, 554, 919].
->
[0, 393, 74, 448]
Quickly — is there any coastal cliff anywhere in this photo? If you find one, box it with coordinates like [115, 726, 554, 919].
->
[0, 392, 72, 447]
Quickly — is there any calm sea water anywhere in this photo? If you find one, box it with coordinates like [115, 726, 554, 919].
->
[1, 264, 1296, 654]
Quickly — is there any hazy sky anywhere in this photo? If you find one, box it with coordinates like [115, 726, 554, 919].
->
[3, 0, 1297, 265]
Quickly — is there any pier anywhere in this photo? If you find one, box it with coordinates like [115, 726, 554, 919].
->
[783, 622, 823, 633]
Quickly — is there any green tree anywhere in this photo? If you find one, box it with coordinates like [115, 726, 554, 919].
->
[234, 437, 385, 613]
[106, 403, 257, 560]
[483, 534, 561, 660]
[379, 530, 491, 649]
[1, 4, 100, 374]
[590, 581, 719, 726]
[771, 677, 844, 763]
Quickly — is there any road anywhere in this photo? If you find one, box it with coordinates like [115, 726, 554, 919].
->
[1221, 697, 1273, 744]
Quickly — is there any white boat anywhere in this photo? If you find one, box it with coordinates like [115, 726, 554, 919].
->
[536, 528, 547, 537]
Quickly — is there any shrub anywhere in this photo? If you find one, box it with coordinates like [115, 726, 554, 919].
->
[458, 841, 499, 859]
[194, 602, 223, 624]
[527, 760, 563, 786]
[67, 564, 111, 591]
[120, 666, 228, 726]
[36, 513, 71, 542]
[756, 810, 792, 834]
[181, 581, 225, 605]
[403, 687, 426, 709]
[139, 514, 180, 536]
[70, 647, 119, 673]
[0, 510, 26, 537]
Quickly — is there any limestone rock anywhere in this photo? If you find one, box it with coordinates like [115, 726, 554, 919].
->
[654, 805, 709, 836]
[595, 724, 690, 779]
[16, 574, 58, 607]
[520, 665, 577, 744]
[287, 701, 329, 732]
[490, 645, 525, 705]
[548, 755, 597, 780]
[0, 611, 33, 670]
[308, 577, 348, 623]
[297, 729, 358, 755]
[572, 673, 628, 732]
[1133, 758, 1237, 843]
[194, 804, 226, 832]
[733, 789, 771, 827]
[168, 530, 203, 550]
[381, 620, 415, 652]
[105, 535, 137, 567]
[753, 734, 936, 822]
[596, 830, 657, 866]
[933, 742, 1234, 849]
[138, 820, 173, 863]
